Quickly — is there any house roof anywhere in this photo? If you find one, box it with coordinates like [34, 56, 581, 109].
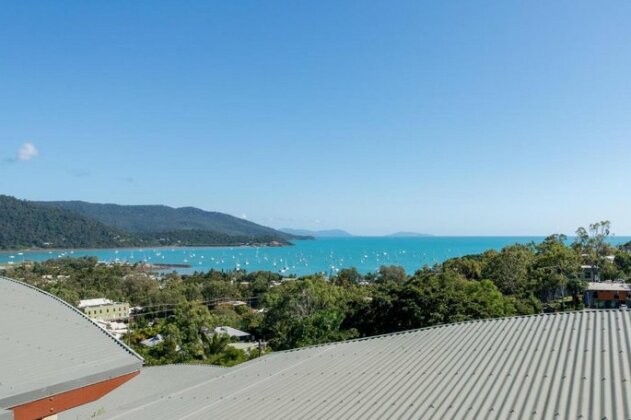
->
[214, 326, 251, 338]
[59, 365, 227, 420]
[587, 281, 631, 292]
[0, 276, 143, 413]
[61, 310, 631, 419]
[227, 342, 260, 352]
[140, 335, 164, 347]
[78, 298, 115, 308]
[217, 300, 247, 306]
[0, 409, 12, 420]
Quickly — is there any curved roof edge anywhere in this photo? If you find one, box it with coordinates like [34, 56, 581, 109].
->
[0, 275, 143, 362]
[0, 275, 144, 413]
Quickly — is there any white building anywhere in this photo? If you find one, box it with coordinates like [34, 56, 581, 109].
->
[78, 298, 130, 321]
[94, 320, 129, 340]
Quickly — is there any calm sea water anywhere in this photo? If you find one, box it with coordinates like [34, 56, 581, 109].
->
[1, 236, 629, 276]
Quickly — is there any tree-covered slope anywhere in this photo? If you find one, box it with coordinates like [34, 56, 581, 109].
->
[37, 201, 303, 239]
[0, 195, 136, 249]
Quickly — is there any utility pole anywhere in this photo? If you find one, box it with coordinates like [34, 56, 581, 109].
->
[127, 314, 132, 347]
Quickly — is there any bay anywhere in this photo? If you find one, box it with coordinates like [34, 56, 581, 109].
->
[1, 236, 629, 276]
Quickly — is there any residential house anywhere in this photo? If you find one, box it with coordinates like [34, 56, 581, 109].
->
[584, 281, 631, 308]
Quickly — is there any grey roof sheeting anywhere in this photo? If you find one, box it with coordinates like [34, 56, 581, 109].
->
[0, 276, 143, 411]
[214, 326, 251, 338]
[60, 365, 227, 419]
[0, 409, 12, 420]
[62, 310, 631, 419]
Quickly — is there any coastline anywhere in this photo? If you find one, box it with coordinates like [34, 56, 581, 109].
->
[2, 235, 629, 256]
[0, 241, 299, 255]
[2, 236, 630, 277]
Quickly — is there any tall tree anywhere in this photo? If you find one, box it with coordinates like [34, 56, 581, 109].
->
[260, 278, 359, 350]
[482, 244, 535, 295]
[574, 221, 614, 281]
[532, 234, 581, 304]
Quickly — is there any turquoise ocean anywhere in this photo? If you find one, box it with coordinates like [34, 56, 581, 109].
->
[1, 236, 630, 276]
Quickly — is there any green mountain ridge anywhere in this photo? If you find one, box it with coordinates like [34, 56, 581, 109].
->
[0, 196, 307, 250]
[38, 200, 303, 239]
[0, 195, 136, 249]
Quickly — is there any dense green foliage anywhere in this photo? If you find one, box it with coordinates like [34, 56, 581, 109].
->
[4, 221, 630, 367]
[0, 195, 137, 250]
[347, 272, 519, 337]
[260, 276, 362, 350]
[130, 302, 259, 366]
[1, 195, 308, 249]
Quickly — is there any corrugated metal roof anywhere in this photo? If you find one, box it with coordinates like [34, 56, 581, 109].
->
[140, 334, 164, 347]
[0, 276, 143, 411]
[60, 365, 227, 420]
[587, 281, 631, 292]
[60, 310, 631, 419]
[78, 298, 115, 308]
[214, 326, 251, 338]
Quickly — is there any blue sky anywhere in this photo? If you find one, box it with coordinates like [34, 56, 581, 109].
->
[1, 1, 630, 235]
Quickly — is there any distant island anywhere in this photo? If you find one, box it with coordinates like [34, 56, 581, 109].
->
[386, 231, 433, 237]
[0, 195, 310, 250]
[280, 228, 353, 238]
[279, 228, 433, 238]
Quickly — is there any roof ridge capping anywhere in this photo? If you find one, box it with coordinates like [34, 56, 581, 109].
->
[0, 275, 143, 362]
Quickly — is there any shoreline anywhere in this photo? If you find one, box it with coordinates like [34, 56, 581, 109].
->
[1, 235, 630, 255]
[2, 236, 630, 277]
[0, 241, 300, 255]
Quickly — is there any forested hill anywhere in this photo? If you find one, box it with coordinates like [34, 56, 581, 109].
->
[0, 195, 136, 250]
[37, 201, 304, 240]
[0, 196, 309, 250]
[38, 201, 304, 240]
